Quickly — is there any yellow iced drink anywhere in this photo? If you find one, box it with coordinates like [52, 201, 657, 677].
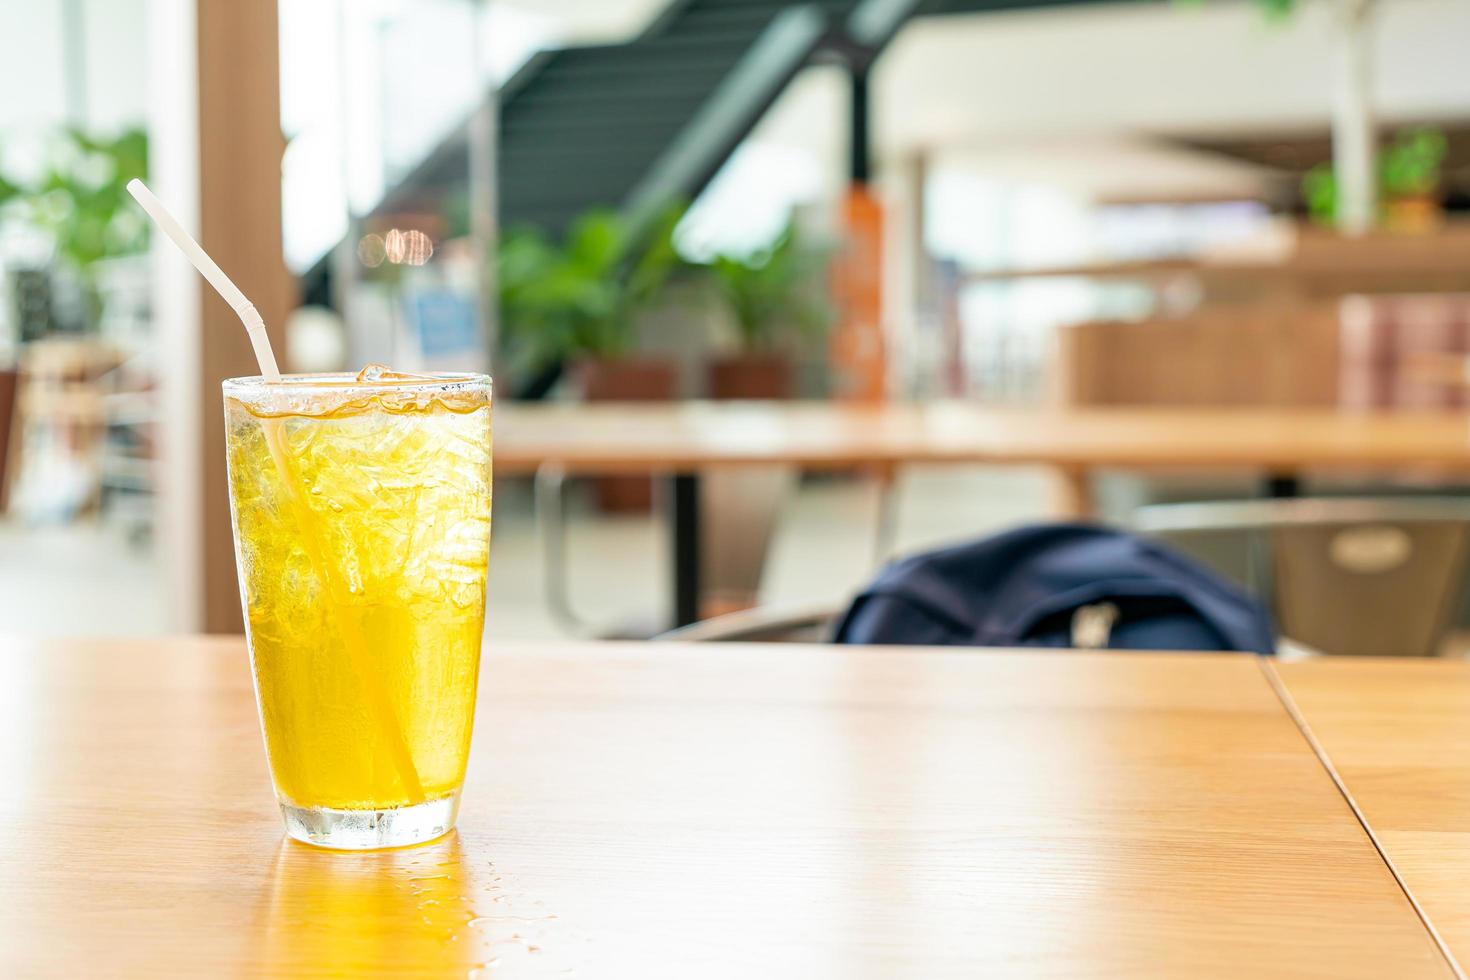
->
[223, 368, 491, 849]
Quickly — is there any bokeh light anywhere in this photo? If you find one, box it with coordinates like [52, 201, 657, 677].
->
[357, 233, 386, 268]
[384, 228, 433, 266]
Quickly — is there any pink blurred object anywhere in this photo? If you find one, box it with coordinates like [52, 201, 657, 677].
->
[1339, 294, 1470, 411]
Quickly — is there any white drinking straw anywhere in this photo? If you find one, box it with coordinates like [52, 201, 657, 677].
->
[125, 178, 281, 380]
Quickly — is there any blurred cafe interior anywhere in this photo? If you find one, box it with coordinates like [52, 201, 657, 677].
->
[19, 1, 1470, 975]
[4, 0, 1470, 650]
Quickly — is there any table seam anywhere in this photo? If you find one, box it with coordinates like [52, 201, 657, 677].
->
[1257, 655, 1464, 980]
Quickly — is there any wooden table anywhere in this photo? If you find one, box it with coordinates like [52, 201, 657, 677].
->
[494, 402, 1470, 475]
[494, 402, 1470, 626]
[1276, 657, 1470, 974]
[2, 637, 1456, 977]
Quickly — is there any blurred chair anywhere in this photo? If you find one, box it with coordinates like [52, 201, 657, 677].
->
[699, 466, 797, 619]
[0, 367, 17, 512]
[1133, 497, 1470, 657]
[654, 601, 837, 643]
[8, 339, 121, 519]
[534, 462, 797, 636]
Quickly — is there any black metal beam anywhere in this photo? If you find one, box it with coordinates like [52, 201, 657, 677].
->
[297, 0, 1158, 299]
[622, 4, 832, 235]
[849, 66, 871, 184]
[670, 474, 702, 628]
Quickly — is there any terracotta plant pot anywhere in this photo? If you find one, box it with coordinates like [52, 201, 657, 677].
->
[1382, 195, 1444, 235]
[706, 352, 793, 400]
[572, 356, 679, 513]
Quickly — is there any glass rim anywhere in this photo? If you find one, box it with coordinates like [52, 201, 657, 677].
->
[222, 371, 492, 395]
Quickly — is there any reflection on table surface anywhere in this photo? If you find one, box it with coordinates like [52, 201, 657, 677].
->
[257, 833, 567, 977]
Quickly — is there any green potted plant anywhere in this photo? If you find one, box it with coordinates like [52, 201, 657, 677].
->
[1188, 0, 1379, 236]
[0, 162, 20, 210]
[703, 222, 831, 400]
[24, 127, 150, 330]
[1379, 127, 1447, 233]
[499, 204, 687, 393]
[1301, 126, 1447, 233]
[499, 203, 688, 509]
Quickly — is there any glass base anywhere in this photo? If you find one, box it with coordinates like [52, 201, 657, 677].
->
[280, 791, 460, 850]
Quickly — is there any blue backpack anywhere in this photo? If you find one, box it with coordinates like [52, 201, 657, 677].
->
[833, 523, 1275, 653]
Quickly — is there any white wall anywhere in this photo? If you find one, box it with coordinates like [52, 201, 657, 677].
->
[493, 0, 666, 45]
[0, 2, 68, 133]
[80, 0, 150, 132]
[0, 0, 148, 173]
[679, 64, 851, 258]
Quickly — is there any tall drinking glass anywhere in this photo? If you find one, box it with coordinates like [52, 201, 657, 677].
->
[223, 370, 492, 849]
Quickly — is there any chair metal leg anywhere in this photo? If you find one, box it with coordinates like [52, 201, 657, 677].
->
[534, 462, 591, 635]
[872, 466, 900, 567]
[698, 465, 794, 620]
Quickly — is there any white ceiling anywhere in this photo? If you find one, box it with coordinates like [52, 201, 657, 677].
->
[877, 0, 1470, 149]
[741, 0, 1470, 202]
